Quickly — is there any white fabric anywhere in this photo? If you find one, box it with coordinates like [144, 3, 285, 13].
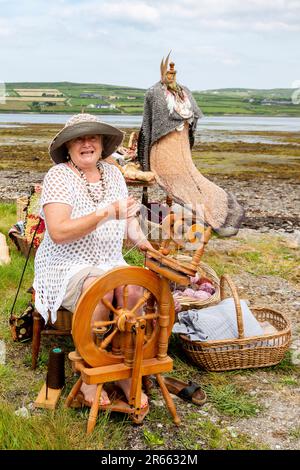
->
[33, 162, 128, 324]
[173, 298, 264, 341]
[163, 84, 194, 131]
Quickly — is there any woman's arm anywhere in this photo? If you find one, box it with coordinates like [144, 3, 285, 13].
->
[126, 216, 153, 251]
[44, 196, 140, 244]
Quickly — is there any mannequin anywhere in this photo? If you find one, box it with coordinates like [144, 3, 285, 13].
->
[137, 54, 244, 236]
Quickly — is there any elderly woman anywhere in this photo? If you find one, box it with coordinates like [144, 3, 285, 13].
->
[33, 113, 152, 407]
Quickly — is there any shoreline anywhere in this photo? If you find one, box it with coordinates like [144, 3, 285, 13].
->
[1, 123, 299, 236]
[1, 170, 299, 236]
[0, 111, 300, 118]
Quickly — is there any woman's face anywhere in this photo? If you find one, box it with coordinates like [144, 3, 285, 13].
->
[66, 134, 103, 169]
[165, 71, 177, 89]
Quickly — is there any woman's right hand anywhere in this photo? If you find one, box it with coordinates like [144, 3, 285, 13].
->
[103, 196, 141, 221]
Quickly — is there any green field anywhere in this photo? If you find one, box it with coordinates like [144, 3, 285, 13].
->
[1, 82, 299, 116]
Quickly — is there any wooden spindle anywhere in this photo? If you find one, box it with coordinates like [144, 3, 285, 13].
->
[145, 293, 155, 340]
[157, 277, 171, 360]
[191, 226, 212, 269]
[123, 318, 135, 367]
[129, 319, 146, 411]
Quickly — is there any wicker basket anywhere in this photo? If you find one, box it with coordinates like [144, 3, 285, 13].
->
[172, 255, 220, 311]
[179, 274, 291, 371]
[16, 196, 29, 222]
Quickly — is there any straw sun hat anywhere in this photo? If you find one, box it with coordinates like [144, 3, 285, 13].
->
[49, 113, 124, 164]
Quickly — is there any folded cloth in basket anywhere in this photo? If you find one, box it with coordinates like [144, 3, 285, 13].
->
[172, 298, 264, 341]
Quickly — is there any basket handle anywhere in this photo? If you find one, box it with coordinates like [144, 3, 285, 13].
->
[220, 274, 244, 339]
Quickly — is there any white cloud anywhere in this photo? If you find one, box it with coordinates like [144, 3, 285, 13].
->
[0, 17, 14, 37]
[221, 57, 240, 66]
[54, 1, 160, 27]
[104, 1, 160, 23]
[254, 21, 300, 32]
[0, 1, 299, 88]
[1, 0, 300, 41]
[158, 0, 300, 32]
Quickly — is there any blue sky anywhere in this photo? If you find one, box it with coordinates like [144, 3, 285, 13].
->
[0, 0, 299, 90]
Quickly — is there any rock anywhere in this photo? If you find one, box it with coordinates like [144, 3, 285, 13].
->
[151, 399, 164, 407]
[0, 233, 11, 265]
[15, 407, 30, 418]
[0, 340, 6, 365]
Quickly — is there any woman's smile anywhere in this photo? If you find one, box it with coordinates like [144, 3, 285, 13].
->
[67, 134, 103, 170]
[80, 148, 95, 156]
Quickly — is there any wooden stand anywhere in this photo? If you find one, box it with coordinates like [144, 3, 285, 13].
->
[34, 383, 63, 410]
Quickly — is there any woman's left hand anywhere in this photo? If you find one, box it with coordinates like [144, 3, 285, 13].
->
[137, 240, 153, 252]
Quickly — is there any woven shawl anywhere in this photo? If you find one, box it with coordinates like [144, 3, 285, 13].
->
[137, 82, 203, 171]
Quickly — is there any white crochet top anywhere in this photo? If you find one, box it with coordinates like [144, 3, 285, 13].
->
[33, 162, 128, 324]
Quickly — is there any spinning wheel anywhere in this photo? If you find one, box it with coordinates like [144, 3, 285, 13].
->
[65, 208, 212, 434]
[66, 264, 179, 433]
[72, 266, 175, 368]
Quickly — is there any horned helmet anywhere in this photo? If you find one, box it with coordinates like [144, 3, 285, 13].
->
[160, 52, 177, 90]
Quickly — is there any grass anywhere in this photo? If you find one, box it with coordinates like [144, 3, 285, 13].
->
[2, 82, 300, 116]
[174, 417, 267, 450]
[204, 384, 261, 418]
[289, 427, 300, 440]
[0, 401, 125, 450]
[143, 429, 164, 447]
[0, 199, 298, 450]
[279, 376, 298, 386]
[0, 364, 15, 392]
[0, 203, 35, 342]
[123, 245, 145, 266]
[0, 202, 16, 234]
[266, 351, 300, 374]
[203, 233, 300, 284]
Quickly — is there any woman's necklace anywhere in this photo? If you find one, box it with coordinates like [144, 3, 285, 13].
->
[69, 159, 106, 205]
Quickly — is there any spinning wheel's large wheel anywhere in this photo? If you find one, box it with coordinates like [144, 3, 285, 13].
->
[72, 266, 175, 368]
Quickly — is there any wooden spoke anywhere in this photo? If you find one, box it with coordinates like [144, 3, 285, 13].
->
[123, 285, 129, 309]
[93, 319, 117, 328]
[134, 313, 159, 322]
[101, 298, 121, 316]
[129, 290, 151, 316]
[143, 313, 159, 321]
[99, 327, 119, 350]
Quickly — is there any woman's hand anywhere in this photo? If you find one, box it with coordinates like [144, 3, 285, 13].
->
[104, 196, 141, 221]
[136, 240, 153, 252]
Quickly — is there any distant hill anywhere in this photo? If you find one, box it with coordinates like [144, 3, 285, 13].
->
[194, 87, 300, 117]
[1, 82, 299, 116]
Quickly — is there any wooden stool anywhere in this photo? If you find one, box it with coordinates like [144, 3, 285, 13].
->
[32, 308, 72, 369]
